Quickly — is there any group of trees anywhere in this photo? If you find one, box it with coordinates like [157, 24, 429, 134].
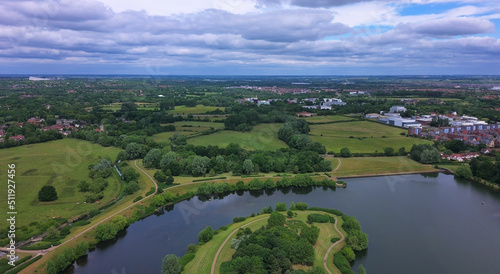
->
[77, 159, 115, 203]
[222, 212, 315, 273]
[45, 242, 89, 274]
[410, 144, 441, 164]
[278, 118, 327, 154]
[94, 215, 129, 242]
[469, 156, 500, 184]
[140, 143, 332, 178]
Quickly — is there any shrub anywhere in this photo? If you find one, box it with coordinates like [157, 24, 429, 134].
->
[307, 213, 329, 224]
[275, 202, 287, 212]
[198, 226, 214, 243]
[124, 181, 140, 195]
[295, 202, 308, 211]
[133, 196, 143, 202]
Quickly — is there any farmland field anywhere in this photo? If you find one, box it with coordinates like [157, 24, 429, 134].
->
[309, 120, 432, 153]
[153, 121, 225, 142]
[187, 123, 287, 151]
[299, 115, 357, 124]
[333, 156, 437, 177]
[0, 139, 122, 227]
[166, 104, 226, 115]
[101, 102, 159, 111]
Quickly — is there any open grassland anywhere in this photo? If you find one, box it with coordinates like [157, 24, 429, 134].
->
[333, 156, 437, 177]
[309, 120, 432, 153]
[187, 123, 288, 151]
[184, 211, 345, 274]
[0, 139, 122, 227]
[166, 104, 226, 115]
[153, 121, 225, 142]
[299, 115, 357, 124]
[101, 102, 159, 112]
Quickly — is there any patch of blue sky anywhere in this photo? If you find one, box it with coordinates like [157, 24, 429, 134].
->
[397, 2, 461, 16]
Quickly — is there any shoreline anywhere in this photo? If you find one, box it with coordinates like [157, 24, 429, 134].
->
[336, 169, 444, 179]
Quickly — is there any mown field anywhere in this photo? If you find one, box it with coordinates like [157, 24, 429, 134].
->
[333, 156, 437, 177]
[0, 139, 122, 227]
[309, 120, 432, 153]
[153, 121, 225, 142]
[299, 115, 357, 124]
[166, 105, 226, 115]
[187, 123, 287, 151]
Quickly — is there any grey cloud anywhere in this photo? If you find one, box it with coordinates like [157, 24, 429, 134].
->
[409, 17, 495, 36]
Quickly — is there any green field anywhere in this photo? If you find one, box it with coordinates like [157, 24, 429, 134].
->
[299, 115, 357, 124]
[0, 139, 122, 227]
[153, 121, 225, 142]
[334, 156, 437, 177]
[187, 123, 287, 150]
[101, 102, 159, 112]
[309, 120, 432, 153]
[184, 210, 346, 274]
[166, 105, 226, 115]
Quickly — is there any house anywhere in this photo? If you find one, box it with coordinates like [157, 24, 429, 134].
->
[9, 135, 25, 141]
[0, 130, 5, 137]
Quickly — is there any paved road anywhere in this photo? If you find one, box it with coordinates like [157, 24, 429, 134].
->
[323, 217, 345, 274]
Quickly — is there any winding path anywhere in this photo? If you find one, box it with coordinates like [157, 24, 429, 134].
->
[210, 217, 268, 274]
[1, 160, 158, 255]
[333, 158, 342, 172]
[323, 217, 345, 274]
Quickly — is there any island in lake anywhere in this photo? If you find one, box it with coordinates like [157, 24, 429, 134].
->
[163, 203, 368, 274]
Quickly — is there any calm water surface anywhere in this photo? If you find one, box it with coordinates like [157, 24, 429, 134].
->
[71, 173, 500, 274]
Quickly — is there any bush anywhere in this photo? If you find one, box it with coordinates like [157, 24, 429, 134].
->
[331, 237, 340, 243]
[124, 181, 140, 195]
[38, 185, 58, 202]
[233, 217, 247, 223]
[186, 244, 197, 254]
[295, 202, 308, 210]
[198, 226, 214, 243]
[179, 253, 195, 269]
[275, 202, 287, 212]
[133, 196, 143, 202]
[333, 252, 355, 274]
[307, 214, 329, 224]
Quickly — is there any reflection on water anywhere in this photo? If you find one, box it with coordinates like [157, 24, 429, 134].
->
[72, 173, 500, 274]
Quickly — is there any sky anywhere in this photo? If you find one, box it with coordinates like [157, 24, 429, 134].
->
[0, 0, 499, 75]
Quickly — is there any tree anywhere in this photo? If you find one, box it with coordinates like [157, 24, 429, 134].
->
[122, 167, 140, 182]
[398, 147, 406, 156]
[242, 159, 255, 175]
[77, 180, 91, 192]
[287, 210, 294, 218]
[112, 215, 129, 231]
[209, 168, 216, 177]
[38, 185, 58, 201]
[154, 171, 167, 183]
[143, 148, 163, 168]
[166, 175, 174, 185]
[358, 264, 367, 274]
[125, 142, 144, 159]
[191, 156, 210, 176]
[267, 212, 286, 227]
[162, 254, 181, 274]
[455, 165, 473, 179]
[346, 230, 369, 251]
[95, 222, 118, 242]
[290, 202, 296, 210]
[124, 181, 140, 194]
[340, 147, 351, 157]
[198, 226, 214, 243]
[301, 225, 320, 245]
[275, 202, 287, 212]
[384, 147, 394, 156]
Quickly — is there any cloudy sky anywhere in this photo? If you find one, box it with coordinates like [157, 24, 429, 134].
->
[1, 0, 499, 75]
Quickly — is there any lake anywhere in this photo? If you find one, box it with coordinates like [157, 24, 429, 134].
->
[71, 173, 500, 274]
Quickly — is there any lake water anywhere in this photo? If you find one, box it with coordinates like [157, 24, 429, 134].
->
[71, 173, 500, 274]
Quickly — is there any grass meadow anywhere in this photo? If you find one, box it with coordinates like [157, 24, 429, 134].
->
[165, 105, 226, 115]
[153, 121, 225, 142]
[333, 156, 437, 177]
[187, 123, 287, 151]
[309, 120, 432, 153]
[0, 139, 122, 227]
